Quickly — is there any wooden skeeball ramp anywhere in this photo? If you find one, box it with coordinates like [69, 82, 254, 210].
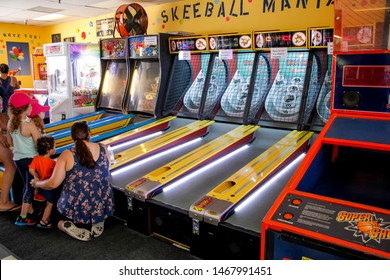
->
[55, 116, 175, 155]
[49, 113, 135, 147]
[109, 119, 216, 221]
[109, 120, 215, 171]
[142, 129, 312, 258]
[43, 110, 105, 133]
[100, 116, 176, 147]
[188, 130, 313, 259]
[123, 124, 259, 234]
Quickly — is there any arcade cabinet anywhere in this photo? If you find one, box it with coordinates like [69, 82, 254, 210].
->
[261, 0, 390, 259]
[44, 42, 101, 122]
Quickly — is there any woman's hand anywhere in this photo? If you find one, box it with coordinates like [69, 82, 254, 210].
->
[30, 177, 39, 188]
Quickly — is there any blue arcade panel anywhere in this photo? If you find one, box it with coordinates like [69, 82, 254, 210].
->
[324, 117, 390, 145]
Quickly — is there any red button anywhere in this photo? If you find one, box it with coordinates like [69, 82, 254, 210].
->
[292, 199, 302, 206]
[283, 212, 294, 220]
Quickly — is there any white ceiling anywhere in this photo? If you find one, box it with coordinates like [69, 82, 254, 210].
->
[0, 0, 179, 26]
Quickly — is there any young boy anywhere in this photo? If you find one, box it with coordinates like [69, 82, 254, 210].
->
[28, 99, 50, 202]
[29, 136, 56, 228]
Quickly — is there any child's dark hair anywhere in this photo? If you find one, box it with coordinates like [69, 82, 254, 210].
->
[37, 136, 55, 156]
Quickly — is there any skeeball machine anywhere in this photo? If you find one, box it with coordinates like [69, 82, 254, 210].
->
[261, 0, 390, 260]
[124, 29, 325, 259]
[209, 27, 334, 260]
[109, 33, 233, 227]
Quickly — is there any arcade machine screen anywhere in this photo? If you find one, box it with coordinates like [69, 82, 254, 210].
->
[70, 44, 101, 108]
[99, 60, 127, 111]
[126, 60, 160, 114]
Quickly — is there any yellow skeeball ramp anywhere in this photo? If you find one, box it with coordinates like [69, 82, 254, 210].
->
[53, 114, 134, 147]
[110, 120, 215, 171]
[189, 130, 313, 226]
[125, 125, 259, 201]
[101, 116, 176, 147]
[44, 110, 105, 133]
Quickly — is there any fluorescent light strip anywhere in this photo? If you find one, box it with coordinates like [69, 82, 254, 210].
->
[33, 14, 68, 21]
[111, 138, 202, 176]
[234, 153, 306, 213]
[163, 144, 250, 193]
[111, 131, 163, 152]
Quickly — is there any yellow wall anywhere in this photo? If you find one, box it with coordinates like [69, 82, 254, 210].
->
[0, 23, 50, 87]
[0, 0, 334, 88]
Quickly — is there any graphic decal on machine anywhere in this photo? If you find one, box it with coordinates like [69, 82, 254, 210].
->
[271, 194, 390, 251]
[336, 211, 390, 243]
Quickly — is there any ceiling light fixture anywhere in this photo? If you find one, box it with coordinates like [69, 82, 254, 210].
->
[33, 14, 68, 21]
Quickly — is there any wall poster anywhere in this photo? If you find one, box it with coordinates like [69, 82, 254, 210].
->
[96, 18, 115, 37]
[6, 42, 31, 76]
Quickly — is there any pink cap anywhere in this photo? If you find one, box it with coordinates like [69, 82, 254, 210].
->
[29, 99, 50, 118]
[8, 92, 32, 109]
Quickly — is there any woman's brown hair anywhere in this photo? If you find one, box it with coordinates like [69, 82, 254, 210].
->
[29, 115, 44, 134]
[71, 121, 95, 169]
[8, 104, 29, 133]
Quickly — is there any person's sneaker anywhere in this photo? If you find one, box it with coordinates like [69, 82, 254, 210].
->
[15, 215, 37, 226]
[61, 221, 92, 241]
[91, 222, 104, 238]
[33, 193, 46, 202]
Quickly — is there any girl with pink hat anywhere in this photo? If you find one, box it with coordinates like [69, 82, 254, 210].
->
[7, 92, 40, 226]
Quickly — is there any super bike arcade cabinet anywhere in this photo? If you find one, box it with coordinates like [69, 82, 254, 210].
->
[261, 0, 390, 259]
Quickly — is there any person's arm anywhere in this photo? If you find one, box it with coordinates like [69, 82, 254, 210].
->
[0, 133, 8, 148]
[102, 143, 111, 163]
[6, 127, 13, 147]
[12, 76, 20, 89]
[31, 150, 71, 190]
[29, 167, 40, 179]
[22, 122, 40, 144]
[30, 123, 40, 144]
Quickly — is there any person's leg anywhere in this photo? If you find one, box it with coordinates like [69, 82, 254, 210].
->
[41, 202, 53, 222]
[37, 202, 53, 228]
[0, 143, 18, 210]
[15, 158, 36, 226]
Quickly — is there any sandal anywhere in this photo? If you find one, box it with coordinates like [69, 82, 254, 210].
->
[91, 222, 104, 238]
[37, 220, 52, 229]
[60, 221, 92, 242]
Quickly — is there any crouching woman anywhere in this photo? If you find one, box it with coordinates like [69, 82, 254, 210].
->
[31, 121, 114, 241]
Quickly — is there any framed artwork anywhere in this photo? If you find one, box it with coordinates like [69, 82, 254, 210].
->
[51, 33, 61, 43]
[6, 42, 31, 75]
[96, 18, 115, 37]
[64, 37, 75, 42]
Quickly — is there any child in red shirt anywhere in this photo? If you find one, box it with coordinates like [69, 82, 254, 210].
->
[29, 99, 50, 202]
[29, 136, 56, 228]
